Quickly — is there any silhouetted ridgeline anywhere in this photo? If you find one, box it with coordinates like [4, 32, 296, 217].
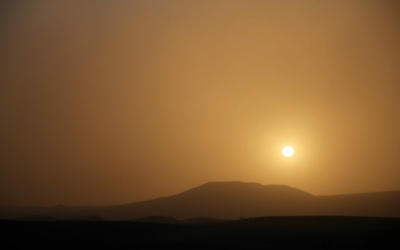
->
[1, 182, 400, 220]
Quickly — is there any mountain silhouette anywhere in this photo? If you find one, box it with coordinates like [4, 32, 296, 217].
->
[2, 181, 400, 220]
[96, 181, 400, 220]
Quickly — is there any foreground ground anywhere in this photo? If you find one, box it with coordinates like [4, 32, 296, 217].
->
[1, 216, 400, 249]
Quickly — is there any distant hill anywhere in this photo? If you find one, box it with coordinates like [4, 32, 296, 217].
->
[130, 216, 178, 223]
[15, 215, 60, 221]
[315, 190, 400, 217]
[99, 182, 316, 220]
[129, 216, 226, 224]
[67, 215, 104, 221]
[2, 181, 400, 220]
[180, 217, 228, 224]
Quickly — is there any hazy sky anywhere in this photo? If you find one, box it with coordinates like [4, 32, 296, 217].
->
[1, 0, 399, 206]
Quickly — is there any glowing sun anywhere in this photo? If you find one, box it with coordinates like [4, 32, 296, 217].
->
[282, 146, 294, 158]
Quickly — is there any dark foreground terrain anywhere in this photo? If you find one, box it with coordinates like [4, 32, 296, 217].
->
[1, 216, 400, 249]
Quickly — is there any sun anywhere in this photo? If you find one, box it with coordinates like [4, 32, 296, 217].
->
[282, 146, 294, 158]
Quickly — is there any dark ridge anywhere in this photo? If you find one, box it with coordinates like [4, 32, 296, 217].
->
[15, 215, 59, 221]
[180, 217, 228, 224]
[222, 216, 400, 233]
[67, 215, 104, 221]
[130, 216, 178, 223]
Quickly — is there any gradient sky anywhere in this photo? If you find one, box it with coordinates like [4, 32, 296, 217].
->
[1, 0, 399, 206]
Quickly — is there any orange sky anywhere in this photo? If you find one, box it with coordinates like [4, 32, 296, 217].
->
[0, 0, 399, 206]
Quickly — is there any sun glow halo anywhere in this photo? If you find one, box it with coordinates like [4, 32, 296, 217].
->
[282, 146, 294, 158]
